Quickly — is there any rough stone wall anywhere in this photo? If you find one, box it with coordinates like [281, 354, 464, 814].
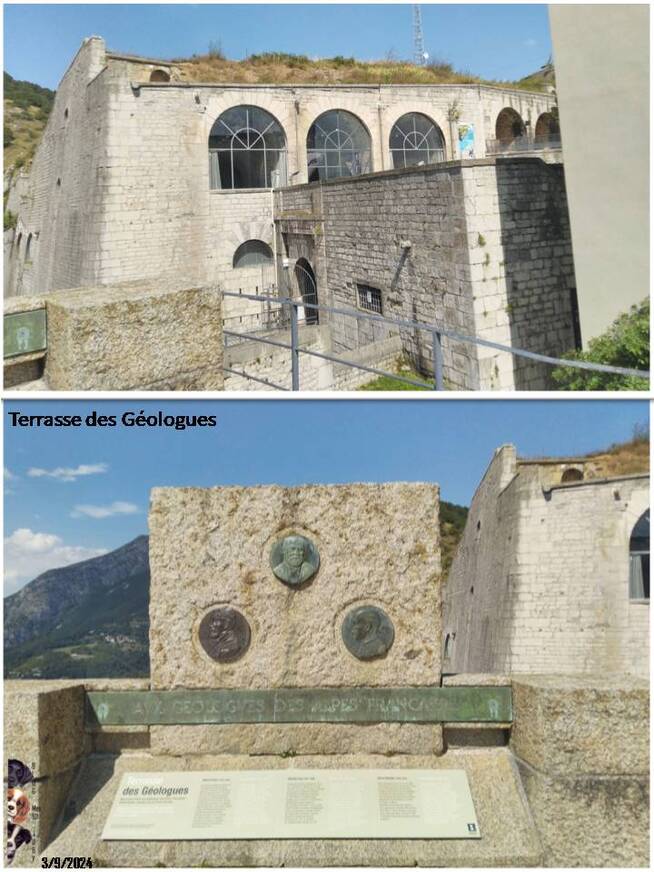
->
[276, 159, 576, 390]
[479, 159, 577, 389]
[444, 446, 650, 678]
[277, 164, 479, 389]
[6, 37, 109, 297]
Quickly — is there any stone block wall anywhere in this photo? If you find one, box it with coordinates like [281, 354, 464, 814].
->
[443, 446, 650, 678]
[510, 674, 649, 867]
[276, 158, 576, 390]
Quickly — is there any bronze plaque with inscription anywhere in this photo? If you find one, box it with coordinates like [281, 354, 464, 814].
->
[198, 607, 250, 663]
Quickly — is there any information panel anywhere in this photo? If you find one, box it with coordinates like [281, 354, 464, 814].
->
[102, 769, 480, 841]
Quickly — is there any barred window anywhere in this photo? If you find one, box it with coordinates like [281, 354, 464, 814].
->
[357, 283, 382, 314]
[307, 110, 371, 182]
[390, 112, 446, 168]
[209, 105, 287, 190]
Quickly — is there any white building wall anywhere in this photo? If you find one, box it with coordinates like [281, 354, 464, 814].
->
[444, 446, 649, 679]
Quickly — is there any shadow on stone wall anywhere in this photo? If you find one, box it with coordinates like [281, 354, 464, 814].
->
[495, 158, 578, 390]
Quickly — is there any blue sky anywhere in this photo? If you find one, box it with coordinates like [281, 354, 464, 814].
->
[4, 398, 648, 594]
[4, 3, 552, 89]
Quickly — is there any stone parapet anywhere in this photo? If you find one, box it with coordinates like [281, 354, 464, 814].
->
[4, 683, 90, 856]
[510, 673, 649, 867]
[511, 673, 649, 777]
[43, 281, 223, 390]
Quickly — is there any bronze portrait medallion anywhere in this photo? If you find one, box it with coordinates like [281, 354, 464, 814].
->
[198, 607, 251, 663]
[270, 534, 320, 587]
[341, 605, 395, 660]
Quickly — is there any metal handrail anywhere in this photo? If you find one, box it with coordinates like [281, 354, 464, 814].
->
[221, 291, 650, 390]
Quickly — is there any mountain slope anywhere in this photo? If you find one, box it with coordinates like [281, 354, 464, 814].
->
[4, 535, 149, 648]
[4, 72, 55, 178]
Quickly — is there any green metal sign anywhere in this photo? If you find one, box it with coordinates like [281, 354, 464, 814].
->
[4, 309, 47, 358]
[86, 686, 512, 727]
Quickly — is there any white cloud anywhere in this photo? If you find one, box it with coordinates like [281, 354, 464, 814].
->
[4, 528, 107, 595]
[27, 463, 108, 483]
[524, 38, 538, 47]
[4, 467, 18, 495]
[70, 501, 139, 519]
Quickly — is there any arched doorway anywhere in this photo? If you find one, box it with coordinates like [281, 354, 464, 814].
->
[295, 259, 318, 325]
[495, 107, 526, 146]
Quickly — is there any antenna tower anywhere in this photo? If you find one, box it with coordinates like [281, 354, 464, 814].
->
[413, 5, 428, 66]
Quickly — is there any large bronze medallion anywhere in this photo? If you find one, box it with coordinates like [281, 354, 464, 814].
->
[270, 534, 320, 587]
[198, 607, 251, 663]
[341, 606, 395, 660]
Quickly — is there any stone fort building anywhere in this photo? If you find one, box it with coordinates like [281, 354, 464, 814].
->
[6, 37, 575, 390]
[443, 444, 650, 679]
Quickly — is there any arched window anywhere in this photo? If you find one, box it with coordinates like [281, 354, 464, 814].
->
[390, 113, 446, 169]
[233, 240, 273, 268]
[15, 233, 22, 252]
[535, 112, 560, 145]
[496, 108, 526, 145]
[561, 467, 584, 483]
[150, 69, 170, 83]
[25, 234, 32, 261]
[209, 106, 287, 190]
[307, 110, 371, 182]
[629, 510, 650, 600]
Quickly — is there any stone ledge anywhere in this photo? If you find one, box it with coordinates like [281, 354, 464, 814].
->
[45, 749, 542, 867]
[443, 673, 511, 686]
[4, 295, 46, 315]
[516, 757, 649, 867]
[510, 673, 649, 777]
[150, 722, 443, 757]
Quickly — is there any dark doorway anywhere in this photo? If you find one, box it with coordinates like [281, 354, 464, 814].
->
[295, 259, 319, 325]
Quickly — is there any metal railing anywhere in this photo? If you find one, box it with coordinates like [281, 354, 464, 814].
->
[486, 134, 562, 155]
[221, 291, 650, 391]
